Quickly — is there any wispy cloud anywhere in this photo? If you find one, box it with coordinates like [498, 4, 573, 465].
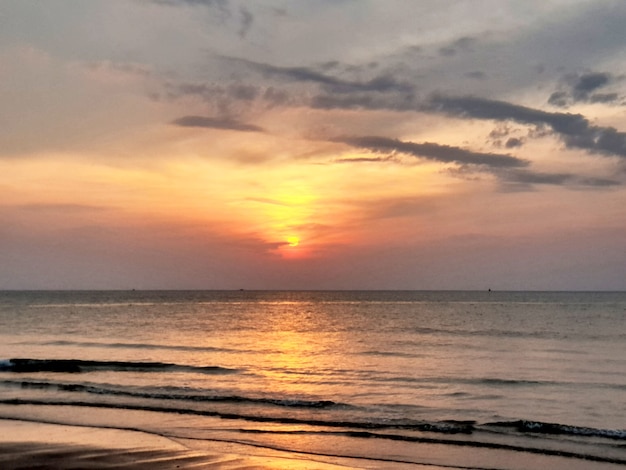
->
[438, 36, 477, 57]
[146, 0, 229, 10]
[336, 135, 528, 168]
[171, 115, 264, 132]
[222, 56, 415, 94]
[336, 135, 621, 189]
[238, 6, 254, 38]
[500, 170, 621, 189]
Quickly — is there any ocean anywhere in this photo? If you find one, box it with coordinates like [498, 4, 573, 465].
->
[0, 290, 624, 469]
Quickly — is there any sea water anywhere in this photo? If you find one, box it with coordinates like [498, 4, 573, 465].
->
[0, 290, 624, 468]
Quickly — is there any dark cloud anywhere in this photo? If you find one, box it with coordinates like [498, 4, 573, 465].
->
[238, 6, 254, 38]
[156, 80, 293, 113]
[164, 82, 260, 102]
[487, 125, 524, 149]
[430, 95, 584, 132]
[547, 91, 569, 108]
[334, 156, 395, 164]
[505, 170, 573, 185]
[501, 170, 621, 188]
[549, 72, 621, 107]
[311, 92, 417, 111]
[589, 93, 620, 104]
[438, 36, 476, 57]
[335, 135, 616, 190]
[336, 135, 528, 168]
[262, 87, 290, 106]
[505, 137, 523, 148]
[488, 125, 513, 139]
[223, 57, 414, 94]
[577, 177, 621, 187]
[171, 115, 264, 132]
[228, 84, 259, 100]
[429, 95, 626, 159]
[573, 72, 611, 96]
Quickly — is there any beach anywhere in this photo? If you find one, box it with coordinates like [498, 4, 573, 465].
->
[0, 418, 371, 470]
[3, 417, 625, 470]
[1, 418, 462, 470]
[0, 419, 606, 470]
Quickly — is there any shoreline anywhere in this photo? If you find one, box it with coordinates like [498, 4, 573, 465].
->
[0, 418, 398, 470]
[2, 418, 624, 470]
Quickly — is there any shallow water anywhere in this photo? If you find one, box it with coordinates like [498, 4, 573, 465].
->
[0, 290, 625, 468]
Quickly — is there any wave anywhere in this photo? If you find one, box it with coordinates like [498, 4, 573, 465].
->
[2, 379, 341, 409]
[233, 429, 626, 466]
[371, 374, 626, 392]
[3, 417, 625, 470]
[487, 419, 626, 440]
[0, 358, 237, 375]
[0, 397, 476, 434]
[0, 398, 624, 466]
[1, 377, 625, 466]
[359, 350, 425, 358]
[35, 340, 236, 354]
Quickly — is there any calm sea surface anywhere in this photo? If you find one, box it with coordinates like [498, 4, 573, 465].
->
[0, 290, 624, 468]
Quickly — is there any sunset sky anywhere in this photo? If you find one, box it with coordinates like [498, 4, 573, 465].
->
[1, 0, 625, 290]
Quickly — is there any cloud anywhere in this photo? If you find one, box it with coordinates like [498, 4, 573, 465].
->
[238, 6, 254, 38]
[334, 155, 396, 164]
[465, 71, 486, 80]
[336, 135, 621, 189]
[573, 72, 611, 96]
[547, 91, 569, 108]
[164, 82, 260, 102]
[438, 36, 476, 57]
[147, 0, 228, 9]
[549, 72, 622, 108]
[577, 177, 621, 187]
[311, 92, 417, 111]
[222, 56, 415, 94]
[428, 95, 626, 159]
[588, 93, 620, 104]
[144, 0, 231, 24]
[504, 170, 572, 185]
[505, 137, 524, 148]
[171, 115, 264, 132]
[500, 170, 621, 189]
[156, 80, 294, 115]
[336, 135, 528, 168]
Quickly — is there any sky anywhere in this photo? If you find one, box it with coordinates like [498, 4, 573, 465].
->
[1, 0, 625, 290]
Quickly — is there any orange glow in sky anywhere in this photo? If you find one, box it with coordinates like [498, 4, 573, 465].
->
[1, 2, 625, 290]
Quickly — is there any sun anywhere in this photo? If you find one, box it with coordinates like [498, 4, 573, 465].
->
[286, 236, 300, 247]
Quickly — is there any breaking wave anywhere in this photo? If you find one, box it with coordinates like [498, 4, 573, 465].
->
[0, 358, 237, 374]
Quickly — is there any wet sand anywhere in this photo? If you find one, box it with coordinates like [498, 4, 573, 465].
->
[2, 418, 623, 470]
[0, 419, 404, 469]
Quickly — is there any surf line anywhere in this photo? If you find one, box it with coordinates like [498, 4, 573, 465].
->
[0, 399, 624, 466]
[0, 415, 503, 470]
